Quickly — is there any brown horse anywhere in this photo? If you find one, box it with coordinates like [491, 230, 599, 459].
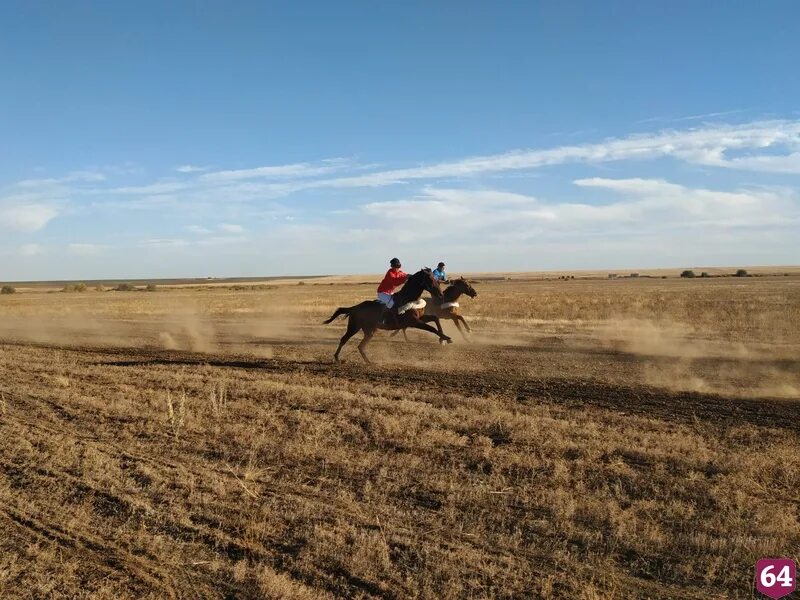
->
[391, 277, 477, 341]
[323, 269, 452, 363]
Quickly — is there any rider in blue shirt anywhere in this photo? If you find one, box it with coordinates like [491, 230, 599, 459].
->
[433, 262, 447, 282]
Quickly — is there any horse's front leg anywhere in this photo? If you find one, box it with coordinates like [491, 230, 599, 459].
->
[389, 328, 410, 341]
[420, 314, 444, 337]
[452, 315, 470, 341]
[409, 317, 452, 343]
[456, 313, 472, 333]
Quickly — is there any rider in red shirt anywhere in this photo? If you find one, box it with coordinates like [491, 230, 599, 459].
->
[377, 258, 407, 308]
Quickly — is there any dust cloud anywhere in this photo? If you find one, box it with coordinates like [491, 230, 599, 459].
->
[0, 301, 304, 357]
[595, 318, 800, 399]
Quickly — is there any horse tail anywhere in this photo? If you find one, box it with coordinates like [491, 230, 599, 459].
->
[323, 306, 352, 324]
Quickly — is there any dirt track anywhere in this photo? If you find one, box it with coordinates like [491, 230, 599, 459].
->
[28, 339, 798, 435]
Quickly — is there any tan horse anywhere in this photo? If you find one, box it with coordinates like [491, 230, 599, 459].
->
[391, 277, 477, 341]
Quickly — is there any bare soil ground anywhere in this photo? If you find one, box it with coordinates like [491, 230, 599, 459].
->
[1, 275, 798, 599]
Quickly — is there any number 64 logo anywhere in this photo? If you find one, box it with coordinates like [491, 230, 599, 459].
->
[756, 559, 796, 599]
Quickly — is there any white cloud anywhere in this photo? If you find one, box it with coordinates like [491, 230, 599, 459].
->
[138, 236, 246, 248]
[637, 109, 747, 125]
[0, 204, 59, 232]
[138, 239, 190, 248]
[15, 170, 106, 188]
[18, 243, 44, 257]
[297, 119, 800, 190]
[716, 152, 800, 174]
[6, 118, 800, 279]
[197, 235, 247, 246]
[51, 119, 800, 219]
[200, 158, 352, 183]
[103, 181, 190, 195]
[573, 178, 797, 227]
[358, 180, 799, 243]
[68, 243, 102, 255]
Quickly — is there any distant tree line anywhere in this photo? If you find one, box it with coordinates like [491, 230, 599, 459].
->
[681, 269, 750, 279]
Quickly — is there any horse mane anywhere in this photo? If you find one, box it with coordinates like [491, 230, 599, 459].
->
[394, 269, 436, 304]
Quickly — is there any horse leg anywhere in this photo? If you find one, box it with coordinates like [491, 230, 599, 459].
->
[388, 328, 409, 341]
[420, 315, 445, 337]
[334, 317, 359, 362]
[409, 320, 452, 343]
[456, 313, 472, 333]
[452, 316, 470, 341]
[358, 329, 375, 363]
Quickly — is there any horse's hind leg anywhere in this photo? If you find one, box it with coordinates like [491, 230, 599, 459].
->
[358, 329, 375, 363]
[334, 318, 359, 362]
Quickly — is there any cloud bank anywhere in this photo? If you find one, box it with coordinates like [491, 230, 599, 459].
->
[2, 118, 799, 278]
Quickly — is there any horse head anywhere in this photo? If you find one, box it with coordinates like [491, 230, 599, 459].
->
[456, 277, 478, 298]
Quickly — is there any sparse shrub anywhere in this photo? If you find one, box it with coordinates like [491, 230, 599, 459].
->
[75, 282, 87, 292]
[115, 283, 136, 292]
[297, 281, 306, 286]
[61, 284, 76, 292]
[680, 270, 696, 278]
[700, 272, 710, 278]
[1, 285, 15, 295]
[95, 285, 105, 292]
[146, 284, 158, 292]
[735, 269, 748, 277]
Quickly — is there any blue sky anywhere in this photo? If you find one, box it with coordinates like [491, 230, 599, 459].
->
[1, 1, 799, 279]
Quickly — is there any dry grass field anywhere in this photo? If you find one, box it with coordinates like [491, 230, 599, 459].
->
[1, 273, 799, 599]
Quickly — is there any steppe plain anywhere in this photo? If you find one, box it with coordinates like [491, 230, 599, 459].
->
[1, 268, 798, 599]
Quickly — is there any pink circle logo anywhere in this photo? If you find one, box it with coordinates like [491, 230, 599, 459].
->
[756, 558, 796, 599]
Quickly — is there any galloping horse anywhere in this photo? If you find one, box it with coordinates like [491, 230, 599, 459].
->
[391, 277, 478, 341]
[323, 269, 452, 363]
